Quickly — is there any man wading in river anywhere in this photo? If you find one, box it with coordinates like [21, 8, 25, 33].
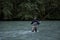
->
[31, 17, 40, 32]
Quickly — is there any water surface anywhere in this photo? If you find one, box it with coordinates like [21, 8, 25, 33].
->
[0, 21, 60, 40]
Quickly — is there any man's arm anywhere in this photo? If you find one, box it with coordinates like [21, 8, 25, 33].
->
[37, 20, 40, 25]
[37, 22, 40, 25]
[31, 20, 34, 24]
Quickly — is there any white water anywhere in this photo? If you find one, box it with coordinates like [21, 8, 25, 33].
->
[0, 30, 39, 38]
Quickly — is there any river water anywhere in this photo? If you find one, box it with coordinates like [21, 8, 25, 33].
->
[0, 21, 60, 40]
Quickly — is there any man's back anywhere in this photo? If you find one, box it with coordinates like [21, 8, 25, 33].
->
[31, 19, 40, 25]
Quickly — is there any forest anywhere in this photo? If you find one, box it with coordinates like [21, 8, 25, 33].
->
[0, 0, 60, 21]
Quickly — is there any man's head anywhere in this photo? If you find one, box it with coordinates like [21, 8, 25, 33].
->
[34, 17, 37, 20]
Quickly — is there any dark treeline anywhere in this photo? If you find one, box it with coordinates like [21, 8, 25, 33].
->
[0, 0, 60, 21]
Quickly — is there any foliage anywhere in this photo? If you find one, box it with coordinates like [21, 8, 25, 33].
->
[0, 0, 60, 20]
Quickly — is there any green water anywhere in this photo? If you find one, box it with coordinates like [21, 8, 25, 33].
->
[0, 21, 60, 40]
